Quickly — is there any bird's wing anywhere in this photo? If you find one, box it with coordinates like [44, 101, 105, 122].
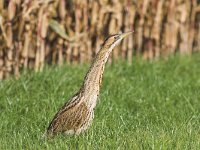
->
[46, 92, 88, 134]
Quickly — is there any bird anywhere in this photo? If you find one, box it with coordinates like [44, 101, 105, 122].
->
[44, 31, 134, 137]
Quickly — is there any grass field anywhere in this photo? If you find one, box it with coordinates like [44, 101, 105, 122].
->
[0, 54, 200, 149]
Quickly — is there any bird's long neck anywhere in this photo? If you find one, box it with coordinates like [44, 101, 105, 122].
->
[82, 45, 112, 95]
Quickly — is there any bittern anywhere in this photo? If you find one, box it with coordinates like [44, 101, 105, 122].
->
[44, 31, 133, 137]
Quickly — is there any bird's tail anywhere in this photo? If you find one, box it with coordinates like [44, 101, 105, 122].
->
[41, 130, 54, 139]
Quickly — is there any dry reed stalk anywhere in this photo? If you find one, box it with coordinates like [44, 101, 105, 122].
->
[14, 42, 20, 78]
[0, 0, 3, 11]
[151, 0, 164, 58]
[178, 2, 191, 54]
[125, 1, 136, 63]
[162, 0, 178, 56]
[0, 50, 3, 79]
[72, 45, 79, 64]
[0, 0, 199, 79]
[66, 42, 72, 64]
[198, 23, 200, 51]
[22, 25, 31, 67]
[58, 38, 63, 65]
[79, 42, 85, 63]
[86, 40, 92, 62]
[35, 6, 45, 72]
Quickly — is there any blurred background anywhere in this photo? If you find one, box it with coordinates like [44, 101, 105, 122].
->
[0, 0, 200, 79]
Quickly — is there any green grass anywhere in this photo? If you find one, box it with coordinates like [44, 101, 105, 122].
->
[0, 54, 200, 149]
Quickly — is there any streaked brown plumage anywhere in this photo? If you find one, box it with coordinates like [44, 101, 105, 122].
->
[44, 31, 133, 137]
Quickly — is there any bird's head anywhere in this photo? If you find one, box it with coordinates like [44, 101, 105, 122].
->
[102, 31, 134, 50]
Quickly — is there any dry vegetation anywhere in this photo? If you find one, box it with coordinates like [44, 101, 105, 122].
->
[0, 0, 200, 79]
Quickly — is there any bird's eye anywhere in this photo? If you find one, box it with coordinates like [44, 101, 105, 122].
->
[114, 36, 119, 40]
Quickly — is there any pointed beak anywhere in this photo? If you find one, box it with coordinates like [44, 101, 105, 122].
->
[120, 31, 134, 39]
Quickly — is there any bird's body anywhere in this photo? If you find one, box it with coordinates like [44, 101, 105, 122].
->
[45, 31, 133, 137]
